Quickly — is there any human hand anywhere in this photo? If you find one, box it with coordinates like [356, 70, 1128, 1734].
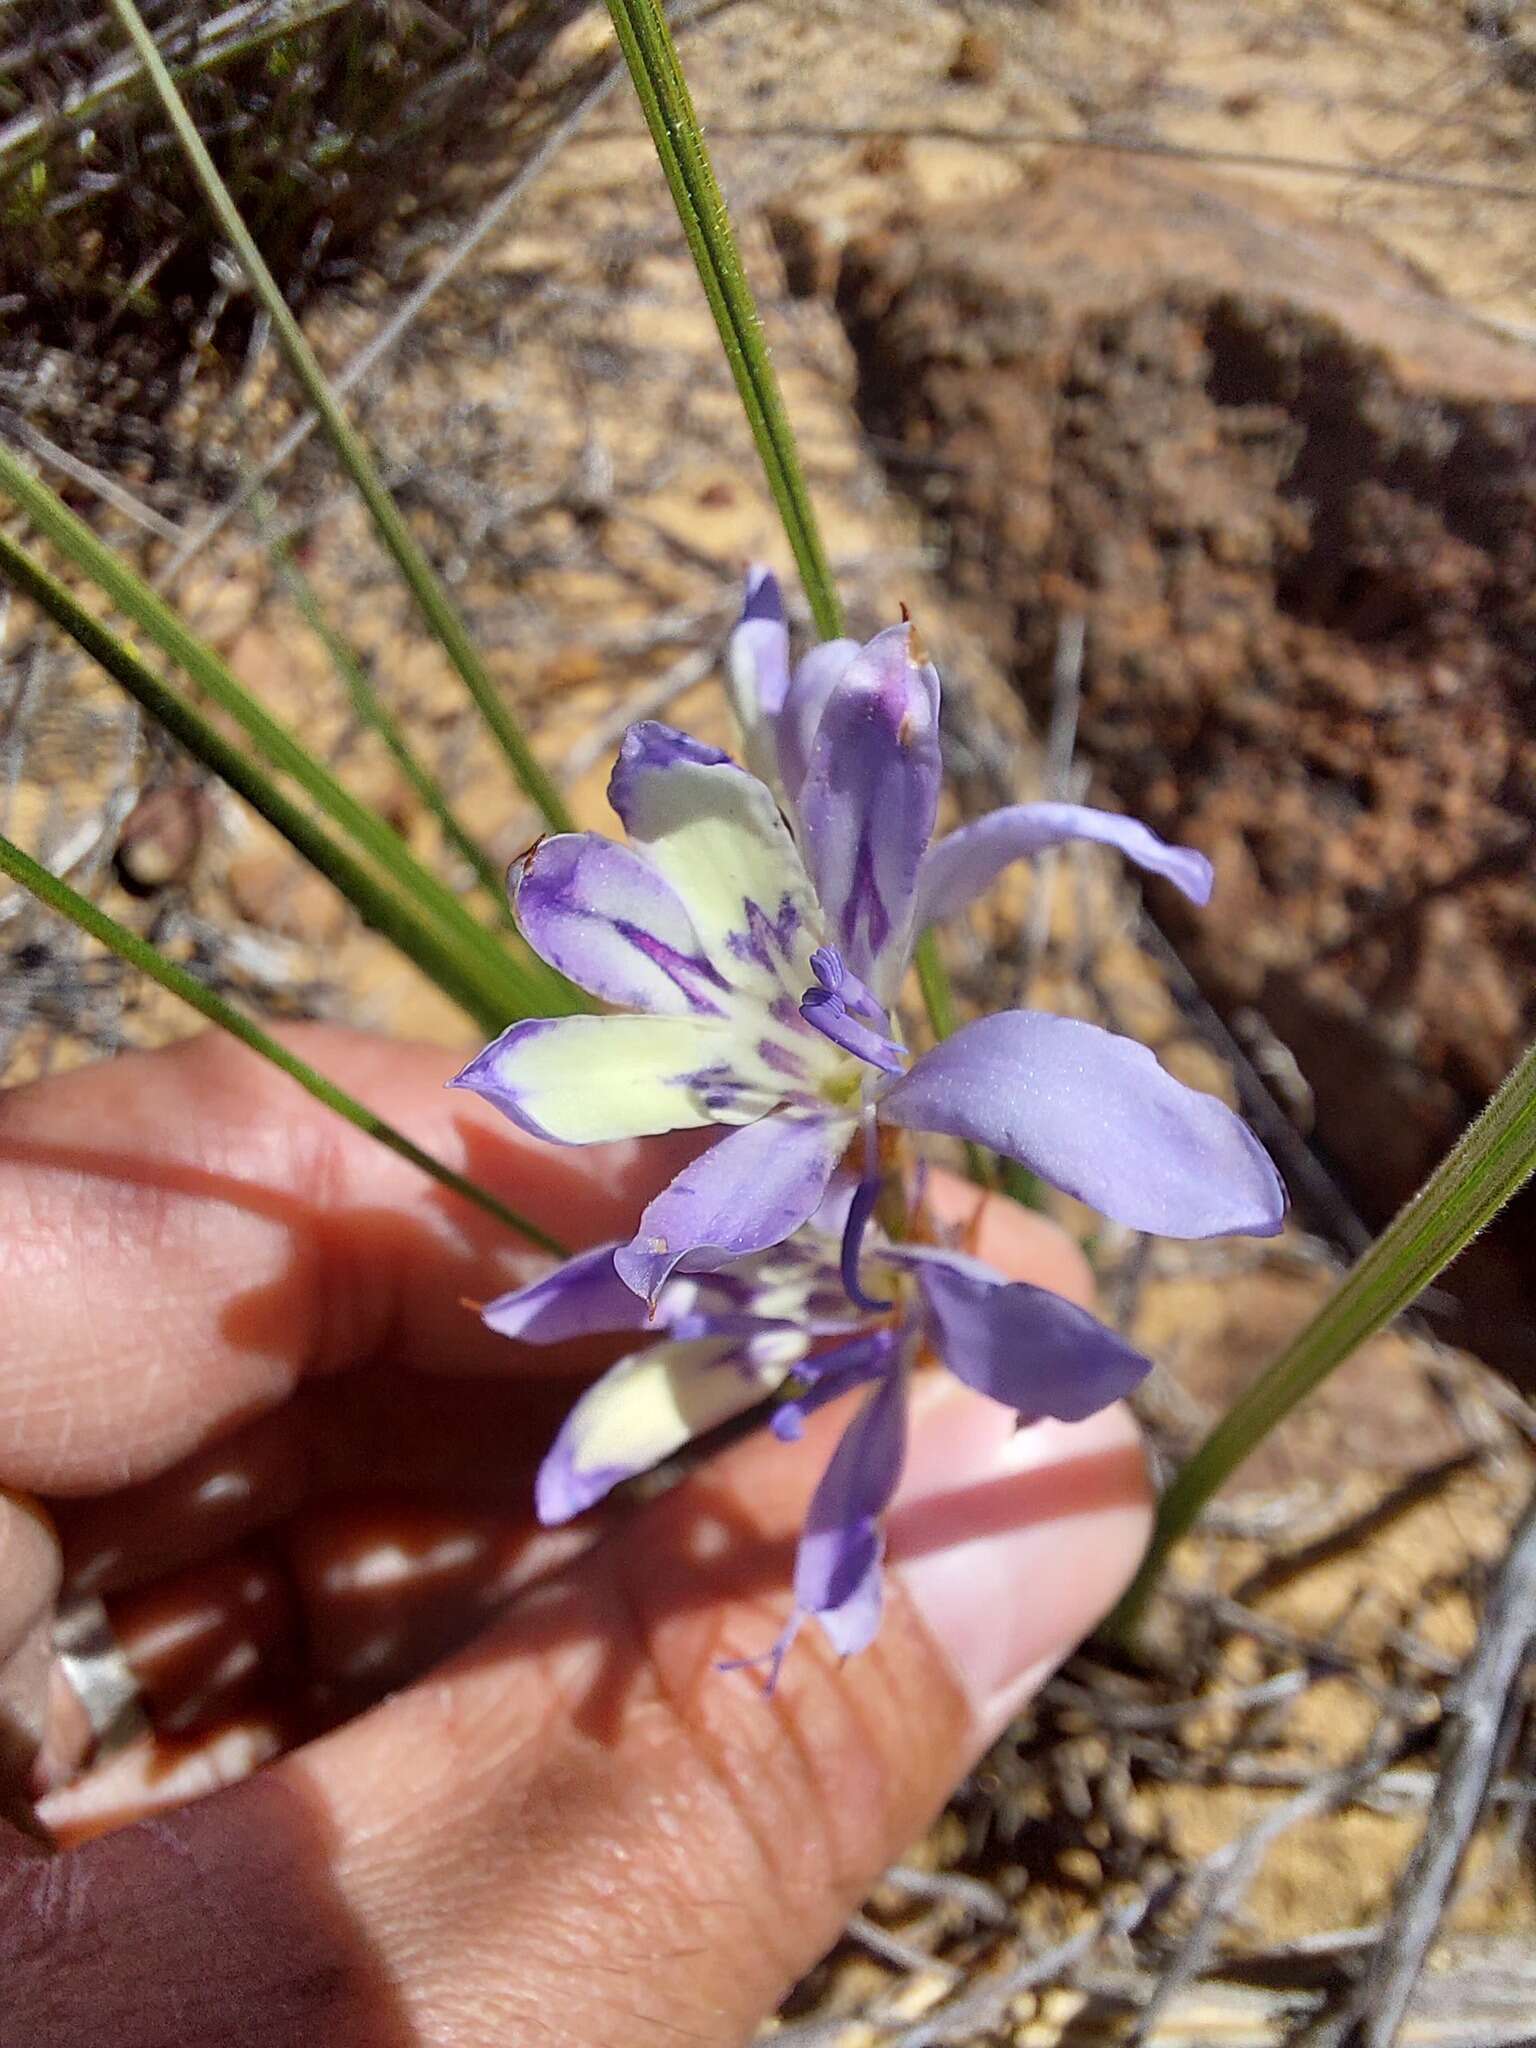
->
[0, 1025, 1150, 2047]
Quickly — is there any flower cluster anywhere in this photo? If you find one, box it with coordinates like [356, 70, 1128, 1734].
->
[455, 569, 1285, 1672]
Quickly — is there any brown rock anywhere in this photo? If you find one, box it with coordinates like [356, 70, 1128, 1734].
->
[114, 785, 209, 896]
[947, 29, 1001, 85]
[831, 157, 1536, 1381]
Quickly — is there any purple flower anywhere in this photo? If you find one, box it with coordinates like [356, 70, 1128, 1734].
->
[483, 1186, 1152, 1677]
[452, 571, 1285, 1301]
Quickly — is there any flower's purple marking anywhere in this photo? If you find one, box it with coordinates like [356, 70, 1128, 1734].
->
[489, 1189, 1151, 1680]
[454, 569, 1286, 1297]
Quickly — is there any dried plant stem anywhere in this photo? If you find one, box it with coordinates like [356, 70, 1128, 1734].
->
[1108, 1038, 1536, 1644]
[0, 832, 566, 1257]
[106, 0, 575, 836]
[1335, 1483, 1536, 2048]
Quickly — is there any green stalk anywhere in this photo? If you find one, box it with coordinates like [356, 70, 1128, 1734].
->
[602, 0, 843, 642]
[0, 527, 510, 1032]
[259, 500, 513, 919]
[0, 832, 566, 1258]
[0, 442, 579, 1019]
[607, 1, 975, 1070]
[1106, 1039, 1536, 1647]
[106, 0, 574, 836]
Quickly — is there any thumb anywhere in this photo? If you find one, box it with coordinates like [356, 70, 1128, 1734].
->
[303, 1379, 1151, 2048]
[11, 1213, 1151, 2048]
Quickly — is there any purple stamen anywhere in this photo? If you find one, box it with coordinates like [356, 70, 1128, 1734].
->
[800, 986, 906, 1076]
[839, 1175, 892, 1313]
[809, 946, 887, 1024]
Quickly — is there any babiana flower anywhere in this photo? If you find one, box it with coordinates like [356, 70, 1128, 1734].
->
[484, 1184, 1152, 1678]
[452, 569, 1285, 1300]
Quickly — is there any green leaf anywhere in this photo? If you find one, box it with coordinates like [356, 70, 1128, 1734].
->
[0, 440, 583, 1020]
[0, 831, 567, 1258]
[602, 0, 843, 643]
[0, 522, 532, 1035]
[1105, 1037, 1536, 1647]
[106, 0, 575, 837]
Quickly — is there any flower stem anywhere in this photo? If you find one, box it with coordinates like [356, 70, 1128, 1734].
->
[605, 5, 991, 1100]
[602, 0, 843, 642]
[1105, 1037, 1536, 1647]
[0, 523, 531, 1034]
[0, 832, 567, 1258]
[105, 0, 574, 837]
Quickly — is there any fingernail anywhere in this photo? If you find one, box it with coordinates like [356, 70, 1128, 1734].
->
[890, 1385, 1152, 1744]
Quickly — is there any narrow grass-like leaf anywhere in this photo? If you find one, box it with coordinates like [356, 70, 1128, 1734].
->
[258, 496, 514, 920]
[606, 1, 974, 1074]
[602, 0, 843, 643]
[0, 526, 515, 1033]
[1106, 1038, 1536, 1647]
[0, 441, 580, 1020]
[0, 831, 567, 1258]
[106, 0, 574, 836]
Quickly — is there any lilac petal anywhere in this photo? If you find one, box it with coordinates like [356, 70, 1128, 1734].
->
[885, 1246, 1151, 1420]
[481, 1243, 647, 1344]
[796, 624, 942, 997]
[614, 1110, 850, 1301]
[776, 637, 861, 798]
[512, 832, 730, 1016]
[880, 1011, 1287, 1239]
[794, 1366, 908, 1658]
[915, 802, 1214, 929]
[727, 566, 793, 787]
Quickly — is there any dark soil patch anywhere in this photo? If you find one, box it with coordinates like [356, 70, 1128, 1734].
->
[818, 156, 1536, 1382]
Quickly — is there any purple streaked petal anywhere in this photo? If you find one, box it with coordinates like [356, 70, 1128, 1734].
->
[915, 802, 1214, 930]
[512, 832, 728, 1016]
[880, 1011, 1286, 1239]
[535, 1335, 793, 1523]
[800, 987, 906, 1075]
[481, 1242, 647, 1344]
[450, 1014, 754, 1144]
[607, 720, 822, 999]
[614, 1110, 850, 1301]
[777, 637, 861, 798]
[794, 1366, 908, 1658]
[796, 624, 942, 997]
[885, 1246, 1151, 1420]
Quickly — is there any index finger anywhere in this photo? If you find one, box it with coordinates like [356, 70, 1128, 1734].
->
[0, 1024, 695, 1495]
